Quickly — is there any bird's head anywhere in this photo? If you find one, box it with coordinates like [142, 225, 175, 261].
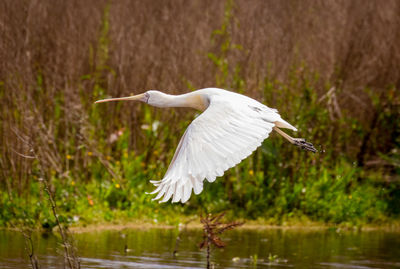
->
[95, 90, 170, 107]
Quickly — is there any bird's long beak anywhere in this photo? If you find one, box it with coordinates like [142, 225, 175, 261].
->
[95, 93, 148, 104]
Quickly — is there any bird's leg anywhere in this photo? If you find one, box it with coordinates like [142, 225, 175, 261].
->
[273, 127, 317, 153]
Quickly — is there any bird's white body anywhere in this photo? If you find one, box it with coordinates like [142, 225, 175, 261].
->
[149, 88, 296, 203]
[95, 87, 314, 204]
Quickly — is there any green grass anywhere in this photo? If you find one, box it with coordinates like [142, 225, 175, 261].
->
[0, 141, 395, 229]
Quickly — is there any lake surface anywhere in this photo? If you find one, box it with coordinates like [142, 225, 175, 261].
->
[0, 227, 399, 268]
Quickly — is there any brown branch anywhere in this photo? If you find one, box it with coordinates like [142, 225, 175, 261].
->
[199, 212, 244, 268]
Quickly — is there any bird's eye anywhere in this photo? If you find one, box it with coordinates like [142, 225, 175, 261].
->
[144, 92, 150, 103]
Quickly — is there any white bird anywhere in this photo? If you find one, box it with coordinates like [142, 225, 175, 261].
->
[95, 88, 316, 203]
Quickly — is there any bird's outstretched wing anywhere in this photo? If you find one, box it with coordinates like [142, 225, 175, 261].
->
[150, 94, 278, 203]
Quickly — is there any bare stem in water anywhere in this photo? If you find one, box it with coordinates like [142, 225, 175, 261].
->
[199, 212, 244, 268]
[21, 228, 40, 269]
[41, 177, 80, 269]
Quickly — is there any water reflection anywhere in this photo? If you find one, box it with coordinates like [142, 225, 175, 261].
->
[0, 228, 399, 268]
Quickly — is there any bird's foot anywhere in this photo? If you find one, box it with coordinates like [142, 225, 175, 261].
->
[292, 138, 317, 153]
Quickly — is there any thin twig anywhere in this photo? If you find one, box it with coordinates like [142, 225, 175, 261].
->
[10, 148, 35, 159]
[41, 177, 78, 269]
[21, 229, 40, 269]
[173, 217, 196, 257]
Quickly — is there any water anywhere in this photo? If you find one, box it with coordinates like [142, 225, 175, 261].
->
[0, 227, 399, 268]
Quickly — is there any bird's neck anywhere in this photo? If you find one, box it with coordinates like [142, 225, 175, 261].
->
[152, 92, 208, 111]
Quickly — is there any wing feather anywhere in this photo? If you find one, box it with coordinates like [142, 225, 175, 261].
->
[151, 94, 279, 203]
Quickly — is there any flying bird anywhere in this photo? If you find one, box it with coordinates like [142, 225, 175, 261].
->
[95, 88, 316, 203]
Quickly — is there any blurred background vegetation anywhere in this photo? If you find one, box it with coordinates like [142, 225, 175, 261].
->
[0, 0, 399, 230]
